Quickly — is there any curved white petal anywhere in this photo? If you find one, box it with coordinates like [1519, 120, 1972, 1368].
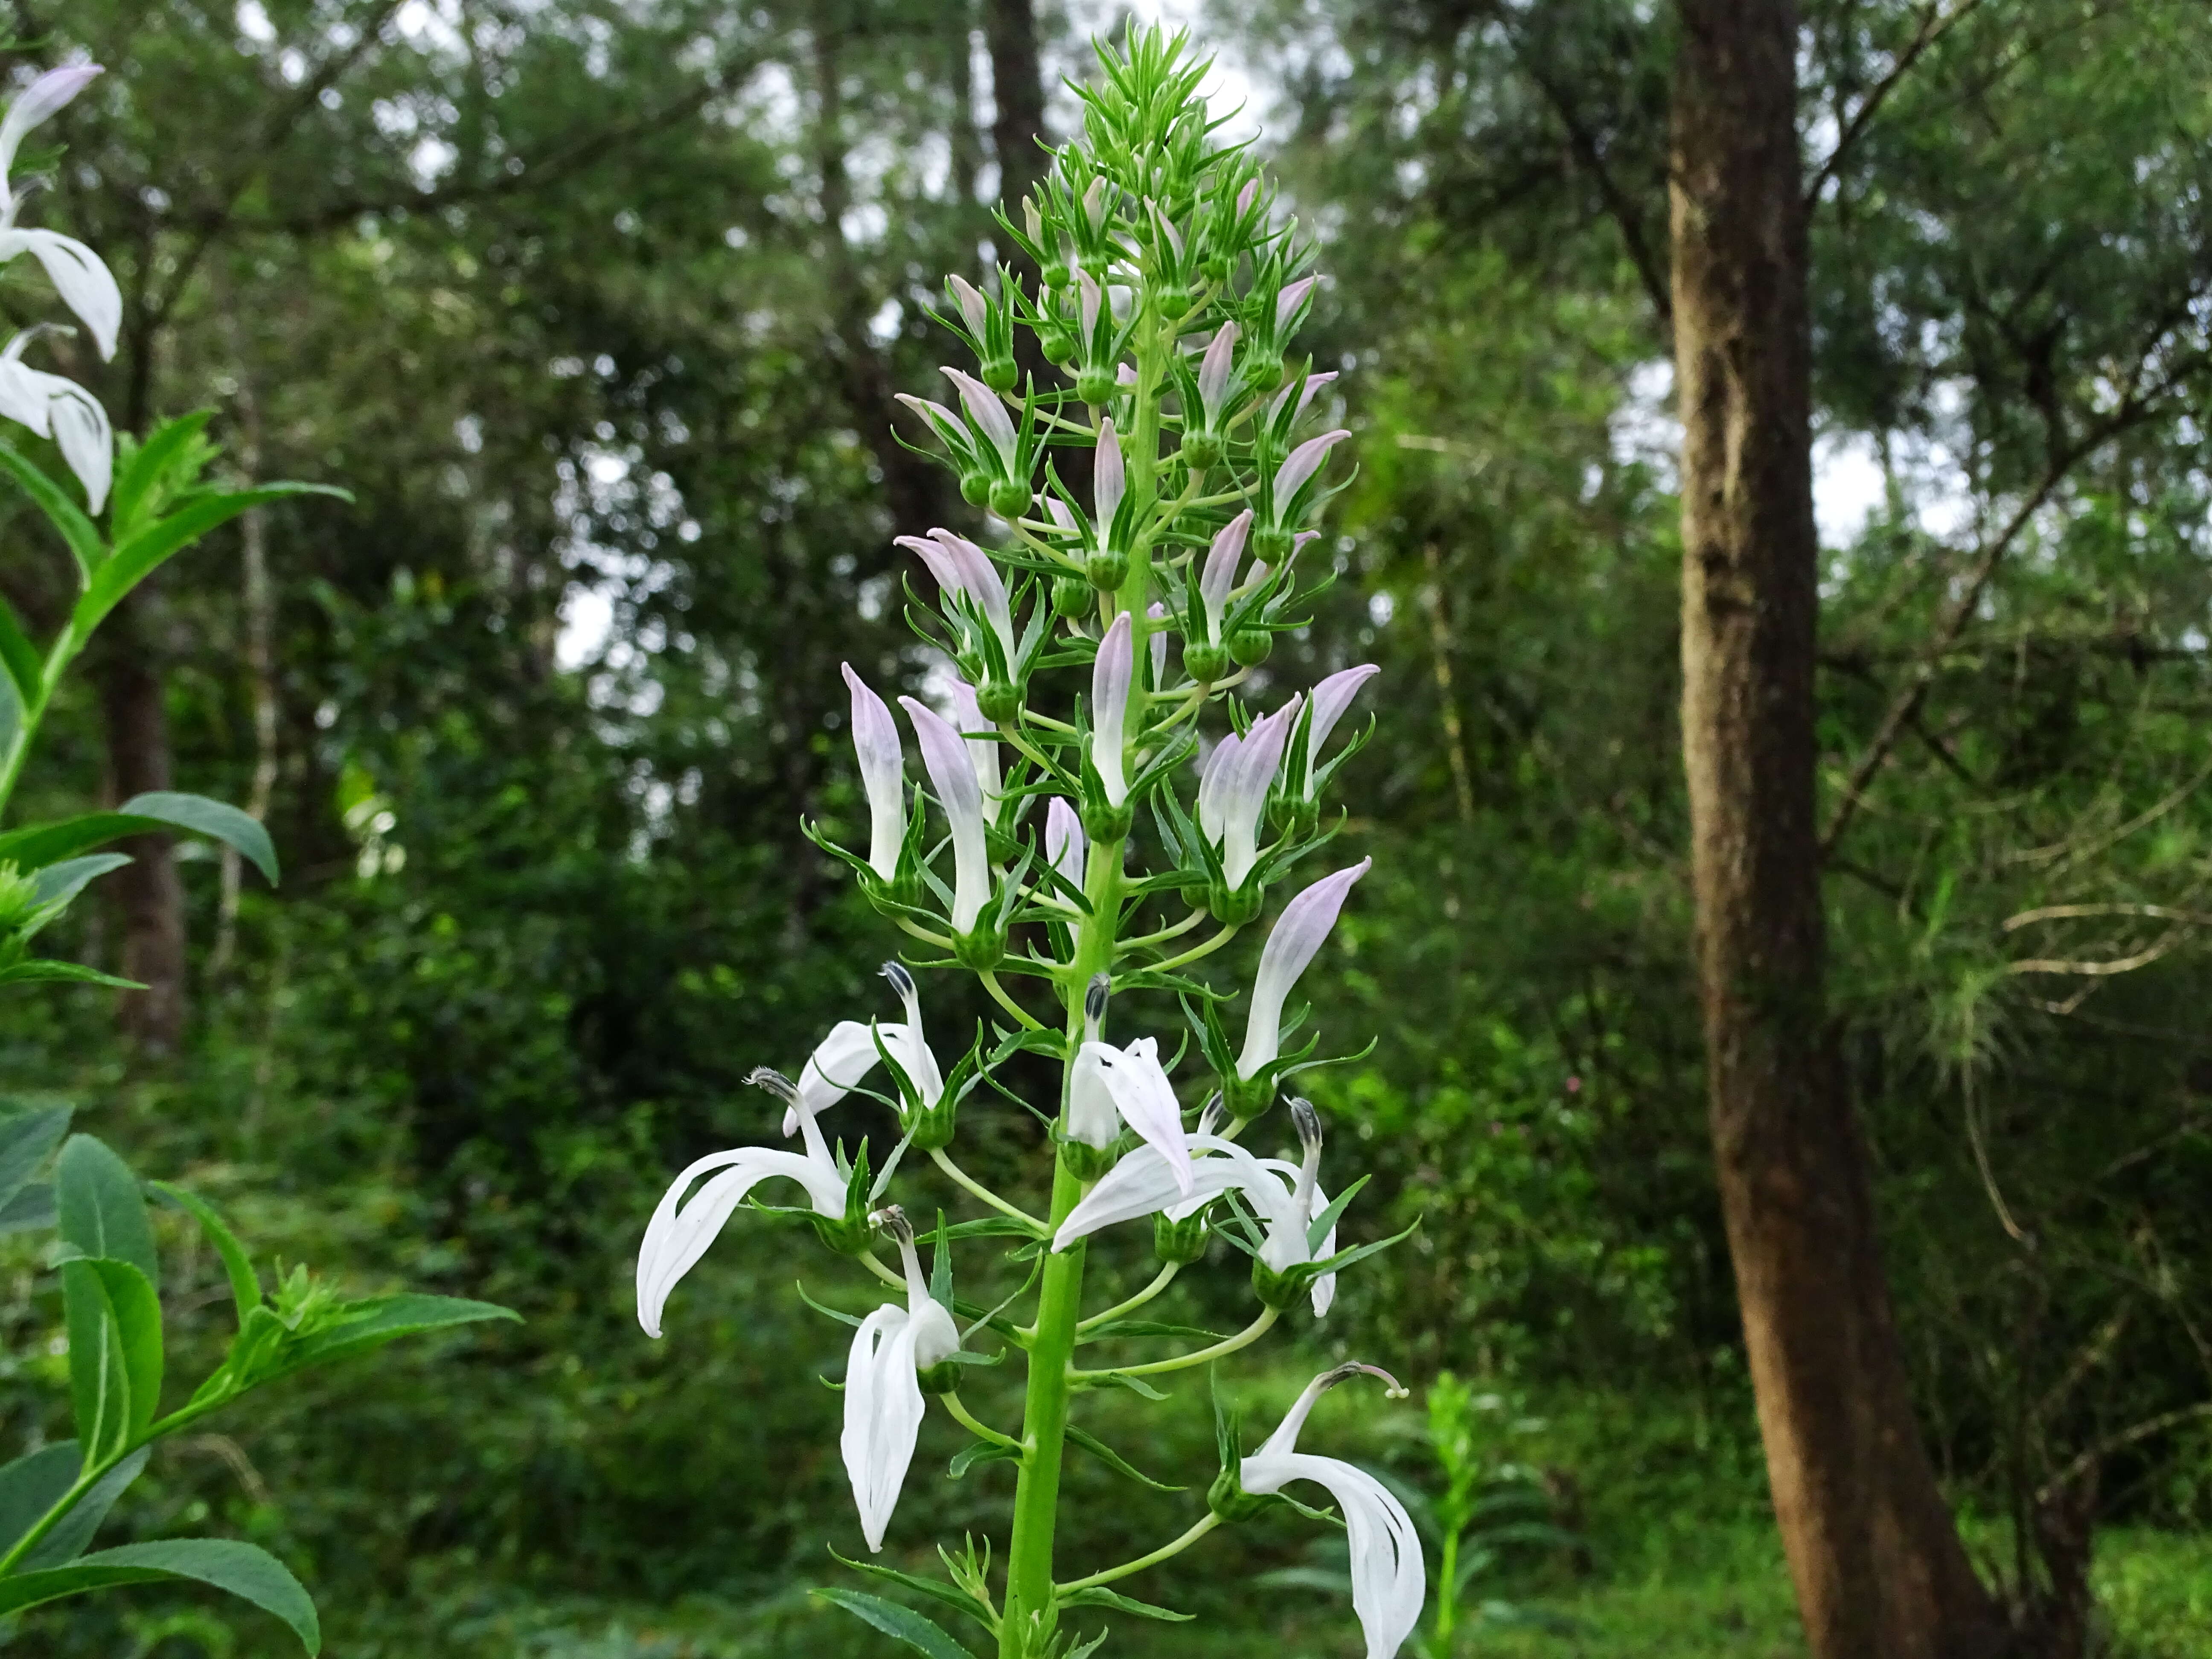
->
[635, 1147, 847, 1336]
[1242, 1451, 1423, 1659]
[1238, 859, 1371, 1079]
[0, 65, 101, 206]
[946, 675, 1002, 809]
[0, 230, 121, 360]
[1067, 1044, 1121, 1148]
[792, 1019, 885, 1132]
[0, 355, 53, 435]
[842, 664, 906, 881]
[902, 696, 992, 934]
[1081, 1036, 1193, 1194]
[841, 1305, 926, 1552]
[1090, 611, 1133, 806]
[1307, 664, 1380, 764]
[1199, 511, 1251, 637]
[41, 375, 110, 511]
[1053, 1134, 1274, 1249]
[1045, 796, 1086, 893]
[943, 365, 1018, 464]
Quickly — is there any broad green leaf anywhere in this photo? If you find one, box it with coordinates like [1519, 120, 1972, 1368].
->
[151, 1183, 262, 1322]
[1057, 1586, 1193, 1622]
[0, 1538, 320, 1653]
[55, 1135, 157, 1289]
[25, 855, 132, 923]
[106, 411, 213, 545]
[0, 794, 275, 885]
[0, 437, 105, 580]
[0, 1182, 55, 1233]
[0, 1443, 80, 1556]
[20, 1446, 149, 1568]
[261, 1293, 518, 1383]
[0, 590, 40, 710]
[0, 1105, 70, 1215]
[1067, 1426, 1185, 1493]
[61, 1259, 163, 1458]
[72, 483, 349, 643]
[827, 1551, 995, 1633]
[813, 1588, 974, 1659]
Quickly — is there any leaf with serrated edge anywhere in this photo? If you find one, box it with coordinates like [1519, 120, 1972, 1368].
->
[813, 1587, 975, 1659]
[1057, 1586, 1194, 1621]
[0, 1538, 320, 1653]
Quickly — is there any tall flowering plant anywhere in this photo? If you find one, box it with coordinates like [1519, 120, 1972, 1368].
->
[638, 29, 1418, 1659]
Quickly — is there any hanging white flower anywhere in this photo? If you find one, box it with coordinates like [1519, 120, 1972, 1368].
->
[841, 1206, 960, 1552]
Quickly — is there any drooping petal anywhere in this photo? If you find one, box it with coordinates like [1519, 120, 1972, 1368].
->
[1075, 1037, 1192, 1194]
[1199, 511, 1251, 638]
[0, 230, 120, 359]
[636, 1147, 848, 1335]
[943, 365, 1019, 465]
[1196, 322, 1237, 421]
[945, 273, 990, 337]
[842, 664, 906, 882]
[0, 354, 52, 436]
[1090, 610, 1133, 806]
[44, 378, 108, 513]
[841, 1305, 927, 1552]
[1238, 859, 1371, 1079]
[1066, 1044, 1121, 1149]
[902, 696, 992, 934]
[1094, 416, 1125, 531]
[793, 1019, 885, 1133]
[1053, 1134, 1270, 1250]
[1272, 429, 1350, 507]
[1045, 796, 1086, 894]
[1244, 1451, 1423, 1659]
[0, 64, 101, 205]
[946, 675, 1003, 810]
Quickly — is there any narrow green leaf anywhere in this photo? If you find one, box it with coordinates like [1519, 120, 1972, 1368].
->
[55, 1135, 157, 1289]
[1076, 1319, 1222, 1342]
[827, 1550, 995, 1633]
[946, 1440, 1022, 1480]
[25, 855, 132, 922]
[21, 1446, 149, 1568]
[0, 795, 275, 884]
[1066, 1426, 1185, 1493]
[151, 1184, 262, 1321]
[61, 1259, 162, 1455]
[813, 1588, 975, 1659]
[0, 960, 144, 989]
[117, 792, 277, 884]
[795, 1279, 866, 1329]
[1057, 1586, 1193, 1622]
[0, 591, 40, 709]
[0, 1538, 320, 1653]
[261, 1293, 518, 1383]
[0, 1105, 70, 1216]
[1080, 1371, 1170, 1400]
[0, 1182, 55, 1233]
[0, 1443, 81, 1556]
[106, 410, 213, 543]
[73, 483, 349, 643]
[1305, 1173, 1371, 1254]
[0, 437, 105, 579]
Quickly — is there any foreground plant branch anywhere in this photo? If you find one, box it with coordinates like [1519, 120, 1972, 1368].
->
[632, 27, 1422, 1659]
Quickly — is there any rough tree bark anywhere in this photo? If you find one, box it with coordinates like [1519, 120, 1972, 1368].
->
[95, 592, 188, 1052]
[984, 0, 1048, 210]
[1668, 4, 2007, 1656]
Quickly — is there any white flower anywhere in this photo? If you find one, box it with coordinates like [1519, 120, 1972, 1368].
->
[1243, 1364, 1425, 1659]
[1067, 1036, 1195, 1193]
[0, 65, 119, 361]
[1045, 796, 1086, 893]
[842, 1207, 960, 1552]
[945, 674, 1002, 811]
[1198, 511, 1252, 643]
[841, 664, 905, 882]
[634, 1070, 850, 1339]
[1197, 696, 1299, 889]
[790, 963, 945, 1133]
[894, 528, 1016, 663]
[1297, 665, 1379, 798]
[901, 695, 993, 934]
[1239, 859, 1370, 1080]
[1054, 1100, 1339, 1316]
[1091, 610, 1134, 806]
[0, 332, 111, 511]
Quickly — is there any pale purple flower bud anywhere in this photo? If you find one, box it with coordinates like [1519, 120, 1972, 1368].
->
[1083, 176, 1109, 233]
[1197, 323, 1237, 424]
[1238, 859, 1371, 1079]
[841, 664, 906, 882]
[1200, 511, 1251, 639]
[1094, 416, 1125, 531]
[1275, 274, 1319, 334]
[1202, 697, 1299, 889]
[945, 274, 991, 338]
[894, 393, 967, 449]
[1091, 610, 1134, 806]
[945, 675, 1003, 809]
[1077, 271, 1103, 341]
[941, 365, 1018, 465]
[1269, 370, 1338, 427]
[1044, 494, 1078, 535]
[1147, 602, 1169, 686]
[1236, 178, 1259, 217]
[1151, 201, 1185, 262]
[1303, 664, 1380, 796]
[901, 697, 993, 935]
[1045, 796, 1086, 893]
[1273, 429, 1351, 506]
[894, 530, 1015, 661]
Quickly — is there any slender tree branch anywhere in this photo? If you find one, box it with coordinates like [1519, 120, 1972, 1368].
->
[1805, 0, 1986, 205]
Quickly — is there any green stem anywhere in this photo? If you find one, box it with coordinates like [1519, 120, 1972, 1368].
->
[928, 1148, 1047, 1235]
[1434, 1525, 1461, 1644]
[1075, 1263, 1179, 1334]
[1146, 923, 1241, 975]
[1056, 1513, 1221, 1595]
[0, 631, 78, 824]
[945, 1391, 1022, 1451]
[1074, 1307, 1277, 1382]
[981, 969, 1045, 1031]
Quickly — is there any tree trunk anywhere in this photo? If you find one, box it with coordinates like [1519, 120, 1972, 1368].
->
[984, 0, 1048, 211]
[1668, 5, 2006, 1657]
[96, 590, 188, 1053]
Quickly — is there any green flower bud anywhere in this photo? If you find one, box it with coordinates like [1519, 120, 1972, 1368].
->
[981, 356, 1019, 394]
[1057, 1132, 1120, 1183]
[1183, 640, 1230, 683]
[1039, 324, 1077, 363]
[1154, 1206, 1210, 1266]
[1156, 284, 1193, 321]
[988, 476, 1032, 519]
[1228, 626, 1274, 667]
[953, 925, 1004, 972]
[917, 1359, 963, 1396]
[1074, 366, 1119, 407]
[1209, 1464, 1278, 1524]
[976, 679, 1023, 723]
[1052, 574, 1095, 617]
[1179, 428, 1222, 469]
[1045, 261, 1073, 290]
[1201, 253, 1234, 285]
[960, 470, 993, 507]
[1085, 546, 1129, 591]
[1080, 798, 1134, 841]
[1207, 879, 1265, 926]
[1220, 1068, 1276, 1122]
[1251, 522, 1294, 563]
[1250, 1258, 1310, 1313]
